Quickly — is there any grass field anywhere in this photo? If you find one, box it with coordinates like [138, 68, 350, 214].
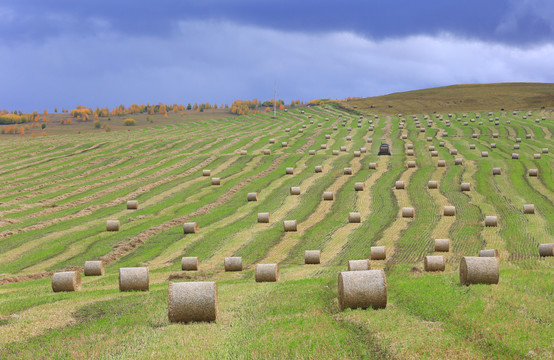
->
[0, 84, 553, 359]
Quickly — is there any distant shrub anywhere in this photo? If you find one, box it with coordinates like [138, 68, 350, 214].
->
[41, 123, 46, 129]
[123, 118, 136, 126]
[104, 124, 112, 132]
[94, 121, 101, 129]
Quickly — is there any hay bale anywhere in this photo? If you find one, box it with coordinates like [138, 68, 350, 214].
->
[455, 158, 463, 165]
[434, 238, 450, 252]
[283, 220, 297, 231]
[127, 200, 138, 210]
[202, 169, 211, 176]
[450, 149, 458, 155]
[370, 246, 386, 260]
[428, 180, 438, 189]
[224, 257, 242, 271]
[402, 207, 415, 218]
[526, 134, 531, 139]
[290, 186, 301, 195]
[348, 212, 361, 223]
[491, 143, 496, 148]
[84, 261, 104, 276]
[523, 204, 535, 214]
[513, 144, 520, 149]
[479, 249, 499, 257]
[407, 161, 416, 168]
[516, 137, 522, 143]
[323, 191, 334, 201]
[354, 182, 365, 191]
[512, 153, 519, 159]
[285, 167, 294, 175]
[534, 154, 541, 159]
[255, 264, 280, 282]
[443, 206, 456, 216]
[492, 167, 502, 175]
[309, 150, 316, 155]
[528, 168, 538, 177]
[542, 148, 548, 153]
[298, 129, 303, 133]
[263, 149, 271, 155]
[281, 142, 288, 147]
[481, 151, 488, 157]
[347, 259, 370, 271]
[332, 150, 339, 155]
[240, 150, 248, 155]
[539, 243, 554, 257]
[368, 138, 374, 143]
[461, 182, 471, 191]
[168, 281, 217, 323]
[439, 142, 445, 147]
[257, 212, 270, 223]
[52, 271, 81, 292]
[320, 144, 327, 149]
[428, 145, 435, 151]
[485, 216, 498, 227]
[368, 162, 377, 170]
[333, 126, 338, 130]
[119, 267, 149, 291]
[269, 138, 275, 144]
[401, 134, 407, 139]
[106, 220, 120, 231]
[285, 128, 290, 132]
[305, 250, 321, 264]
[344, 168, 352, 175]
[346, 136, 352, 141]
[211, 177, 221, 185]
[247, 192, 258, 201]
[437, 160, 446, 167]
[340, 146, 347, 152]
[353, 151, 361, 157]
[427, 137, 433, 142]
[406, 143, 414, 149]
[360, 147, 367, 153]
[472, 134, 478, 139]
[431, 151, 438, 157]
[182, 257, 199, 271]
[183, 222, 199, 233]
[459, 257, 499, 285]
[325, 134, 331, 139]
[424, 256, 445, 272]
[395, 181, 405, 189]
[492, 133, 499, 138]
[315, 165, 323, 173]
[338, 270, 387, 311]
[407, 149, 415, 156]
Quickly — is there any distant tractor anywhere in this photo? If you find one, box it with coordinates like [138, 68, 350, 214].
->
[378, 143, 391, 155]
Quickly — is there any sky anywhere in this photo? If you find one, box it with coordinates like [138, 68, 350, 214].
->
[1, 0, 554, 112]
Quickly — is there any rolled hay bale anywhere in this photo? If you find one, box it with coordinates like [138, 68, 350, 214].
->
[181, 257, 199, 271]
[407, 161, 416, 168]
[338, 270, 387, 311]
[127, 200, 138, 210]
[183, 222, 199, 233]
[428, 145, 435, 151]
[315, 165, 323, 173]
[450, 149, 458, 155]
[528, 168, 538, 177]
[523, 204, 535, 214]
[443, 206, 456, 216]
[492, 167, 502, 175]
[460, 182, 471, 191]
[491, 143, 497, 148]
[406, 149, 415, 156]
[539, 243, 554, 256]
[428, 180, 438, 189]
[283, 220, 297, 232]
[472, 134, 478, 139]
[290, 186, 301, 195]
[401, 134, 408, 139]
[323, 191, 334, 201]
[367, 138, 374, 143]
[333, 126, 338, 130]
[542, 148, 549, 153]
[119, 267, 149, 291]
[344, 167, 353, 175]
[353, 151, 361, 157]
[368, 162, 377, 169]
[439, 142, 445, 147]
[298, 129, 303, 133]
[463, 122, 468, 126]
[304, 250, 321, 264]
[481, 151, 488, 157]
[257, 212, 270, 223]
[269, 138, 275, 144]
[516, 137, 522, 143]
[224, 257, 243, 271]
[370, 246, 386, 260]
[492, 133, 499, 138]
[354, 182, 365, 191]
[309, 150, 316, 155]
[340, 146, 347, 152]
[513, 144, 520, 149]
[427, 137, 433, 142]
[84, 261, 104, 276]
[285, 167, 294, 175]
[526, 134, 531, 139]
[437, 160, 446, 167]
[420, 128, 426, 133]
[318, 123, 322, 127]
[395, 181, 405, 189]
[534, 154, 541, 159]
[325, 134, 331, 139]
[431, 151, 439, 157]
[512, 153, 519, 159]
[202, 169, 211, 176]
[285, 128, 290, 132]
[211, 177, 221, 185]
[348, 212, 361, 223]
[263, 149, 271, 155]
[443, 131, 449, 136]
[470, 144, 476, 149]
[424, 256, 445, 272]
[168, 281, 217, 323]
[255, 263, 280, 282]
[240, 150, 248, 155]
[347, 259, 370, 271]
[320, 144, 327, 149]
[402, 207, 415, 218]
[348, 127, 352, 131]
[360, 147, 367, 153]
[247, 192, 258, 201]
[485, 216, 498, 227]
[479, 249, 499, 257]
[459, 257, 499, 285]
[106, 220, 120, 232]
[406, 143, 414, 149]
[346, 136, 352, 141]
[434, 239, 450, 252]
[281, 142, 288, 147]
[52, 271, 81, 292]
[455, 158, 463, 165]
[332, 150, 339, 155]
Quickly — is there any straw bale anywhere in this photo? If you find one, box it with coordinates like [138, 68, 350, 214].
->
[84, 261, 104, 276]
[182, 257, 199, 271]
[347, 259, 370, 271]
[283, 220, 297, 231]
[224, 257, 243, 271]
[459, 257, 499, 285]
[168, 281, 217, 323]
[257, 212, 270, 223]
[119, 267, 149, 291]
[424, 256, 445, 272]
[255, 264, 280, 282]
[304, 250, 321, 264]
[370, 246, 386, 260]
[183, 222, 199, 233]
[52, 271, 81, 292]
[338, 270, 387, 310]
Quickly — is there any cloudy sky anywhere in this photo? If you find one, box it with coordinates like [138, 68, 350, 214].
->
[1, 0, 553, 112]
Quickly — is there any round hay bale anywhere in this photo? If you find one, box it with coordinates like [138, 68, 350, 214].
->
[402, 207, 415, 218]
[347, 259, 370, 271]
[290, 186, 301, 195]
[395, 181, 405, 189]
[459, 257, 499, 285]
[305, 250, 321, 264]
[443, 206, 456, 216]
[481, 151, 488, 157]
[542, 148, 548, 153]
[52, 271, 81, 292]
[539, 243, 554, 257]
[427, 137, 433, 142]
[182, 257, 199, 271]
[491, 143, 497, 148]
[370, 246, 386, 260]
[492, 133, 499, 138]
[323, 191, 334, 201]
[437, 160, 446, 167]
[224, 257, 243, 271]
[526, 134, 531, 139]
[516, 137, 522, 143]
[320, 144, 327, 149]
[338, 270, 387, 311]
[119, 267, 149, 291]
[211, 177, 221, 185]
[455, 158, 463, 165]
[332, 150, 339, 155]
[367, 138, 374, 143]
[309, 150, 316, 155]
[106, 220, 120, 232]
[479, 249, 499, 257]
[428, 145, 435, 151]
[450, 149, 458, 155]
[257, 212, 270, 223]
[360, 147, 367, 153]
[428, 180, 438, 189]
[285, 128, 290, 132]
[407, 149, 415, 156]
[240, 150, 248, 155]
[84, 261, 104, 276]
[283, 220, 297, 231]
[485, 216, 498, 227]
[434, 238, 450, 252]
[523, 204, 535, 214]
[202, 169, 211, 176]
[344, 168, 352, 175]
[168, 281, 217, 323]
[407, 161, 416, 168]
[461, 182, 471, 191]
[298, 129, 303, 133]
[431, 151, 438, 157]
[348, 212, 361, 223]
[492, 167, 502, 175]
[354, 182, 365, 191]
[281, 142, 288, 147]
[401, 134, 407, 139]
[406, 143, 414, 149]
[439, 142, 445, 147]
[325, 134, 331, 139]
[183, 222, 199, 233]
[513, 144, 519, 149]
[512, 153, 519, 159]
[533, 154, 541, 159]
[247, 192, 258, 201]
[263, 149, 271, 155]
[333, 126, 338, 130]
[528, 168, 538, 177]
[368, 162, 377, 169]
[269, 138, 275, 144]
[255, 264, 279, 282]
[353, 151, 361, 157]
[420, 128, 426, 133]
[472, 134, 478, 139]
[285, 167, 294, 175]
[315, 165, 323, 173]
[127, 200, 138, 210]
[424, 256, 445, 272]
[340, 146, 347, 152]
[346, 135, 352, 141]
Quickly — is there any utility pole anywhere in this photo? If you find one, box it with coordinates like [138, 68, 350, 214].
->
[273, 81, 277, 119]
